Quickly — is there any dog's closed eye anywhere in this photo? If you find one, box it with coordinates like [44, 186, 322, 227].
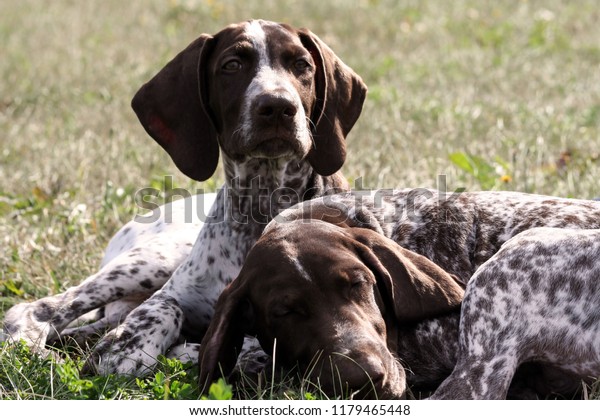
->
[271, 303, 307, 319]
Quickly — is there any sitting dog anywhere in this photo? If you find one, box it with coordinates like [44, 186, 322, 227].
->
[2, 20, 366, 375]
[198, 189, 600, 398]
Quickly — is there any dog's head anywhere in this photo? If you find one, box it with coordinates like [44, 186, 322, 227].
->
[131, 20, 367, 181]
[198, 219, 464, 399]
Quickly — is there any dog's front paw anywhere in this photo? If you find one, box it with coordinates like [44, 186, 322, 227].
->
[84, 297, 184, 375]
[165, 342, 202, 365]
[83, 325, 159, 375]
[2, 301, 56, 349]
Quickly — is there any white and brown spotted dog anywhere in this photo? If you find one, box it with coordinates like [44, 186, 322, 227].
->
[430, 227, 600, 399]
[198, 189, 600, 398]
[1, 20, 367, 374]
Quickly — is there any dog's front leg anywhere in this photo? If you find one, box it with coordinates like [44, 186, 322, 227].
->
[85, 207, 256, 375]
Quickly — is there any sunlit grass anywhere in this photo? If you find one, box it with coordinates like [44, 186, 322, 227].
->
[1, 0, 599, 399]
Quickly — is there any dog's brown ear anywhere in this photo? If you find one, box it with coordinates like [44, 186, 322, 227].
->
[352, 228, 464, 323]
[198, 277, 251, 394]
[131, 35, 219, 181]
[298, 29, 367, 176]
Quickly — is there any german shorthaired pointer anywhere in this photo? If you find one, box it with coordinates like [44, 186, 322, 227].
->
[198, 189, 600, 398]
[2, 20, 367, 374]
[430, 227, 600, 399]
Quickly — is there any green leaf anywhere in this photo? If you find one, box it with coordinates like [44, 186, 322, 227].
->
[201, 378, 233, 400]
[3, 280, 24, 296]
[449, 152, 475, 175]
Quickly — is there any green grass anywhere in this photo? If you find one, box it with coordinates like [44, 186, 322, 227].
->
[1, 0, 599, 399]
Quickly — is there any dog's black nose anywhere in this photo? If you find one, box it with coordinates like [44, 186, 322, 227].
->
[255, 93, 298, 122]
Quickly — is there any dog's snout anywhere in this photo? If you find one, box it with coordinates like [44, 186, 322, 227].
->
[255, 94, 298, 121]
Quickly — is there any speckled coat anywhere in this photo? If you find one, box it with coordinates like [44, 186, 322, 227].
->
[272, 189, 600, 397]
[1, 20, 367, 375]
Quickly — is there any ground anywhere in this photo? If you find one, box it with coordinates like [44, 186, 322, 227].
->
[1, 0, 599, 399]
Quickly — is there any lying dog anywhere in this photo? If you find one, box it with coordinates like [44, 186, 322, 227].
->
[430, 227, 600, 399]
[198, 189, 600, 398]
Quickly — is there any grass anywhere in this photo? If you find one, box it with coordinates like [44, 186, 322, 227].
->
[1, 0, 599, 399]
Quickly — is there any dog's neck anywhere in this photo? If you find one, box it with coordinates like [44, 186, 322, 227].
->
[224, 155, 313, 196]
[219, 154, 348, 228]
[395, 313, 460, 392]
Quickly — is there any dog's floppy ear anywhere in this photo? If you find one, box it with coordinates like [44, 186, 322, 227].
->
[198, 277, 253, 394]
[131, 35, 219, 181]
[298, 29, 367, 176]
[352, 228, 464, 323]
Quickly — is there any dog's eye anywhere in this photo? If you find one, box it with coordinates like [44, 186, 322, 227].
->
[294, 59, 311, 72]
[349, 277, 369, 295]
[222, 59, 242, 72]
[272, 304, 305, 318]
[272, 305, 294, 318]
[273, 308, 292, 318]
[351, 279, 366, 289]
